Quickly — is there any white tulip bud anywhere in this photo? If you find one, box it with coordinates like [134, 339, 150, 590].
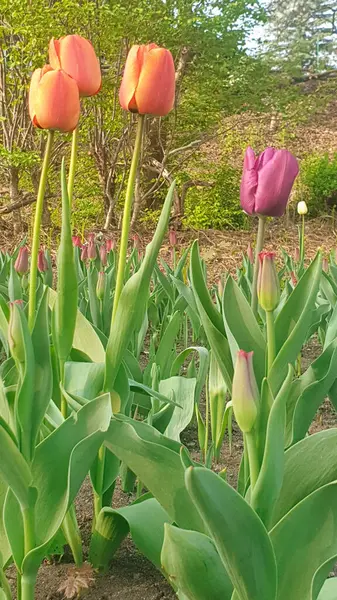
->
[297, 201, 308, 215]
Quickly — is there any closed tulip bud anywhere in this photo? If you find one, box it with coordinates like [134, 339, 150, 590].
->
[29, 66, 80, 132]
[290, 271, 297, 286]
[257, 252, 280, 312]
[232, 350, 259, 433]
[100, 243, 107, 266]
[8, 302, 25, 365]
[169, 229, 177, 247]
[72, 235, 82, 247]
[133, 233, 141, 250]
[14, 246, 29, 275]
[297, 200, 308, 216]
[49, 35, 101, 97]
[88, 233, 95, 242]
[217, 278, 224, 298]
[87, 240, 96, 260]
[323, 257, 329, 272]
[81, 244, 88, 261]
[96, 271, 105, 300]
[119, 43, 175, 116]
[247, 242, 254, 263]
[240, 147, 299, 217]
[38, 249, 48, 273]
[106, 238, 115, 252]
[294, 247, 300, 262]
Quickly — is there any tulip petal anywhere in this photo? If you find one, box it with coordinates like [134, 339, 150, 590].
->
[135, 47, 175, 116]
[49, 38, 61, 69]
[255, 150, 299, 217]
[119, 45, 141, 111]
[256, 147, 276, 170]
[29, 68, 42, 122]
[244, 146, 257, 170]
[34, 70, 80, 133]
[50, 35, 101, 97]
[240, 148, 258, 215]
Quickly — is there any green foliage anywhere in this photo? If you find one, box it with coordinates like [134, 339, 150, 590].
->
[297, 152, 337, 216]
[183, 165, 246, 230]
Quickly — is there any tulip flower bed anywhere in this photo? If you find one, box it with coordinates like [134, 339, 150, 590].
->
[2, 31, 337, 600]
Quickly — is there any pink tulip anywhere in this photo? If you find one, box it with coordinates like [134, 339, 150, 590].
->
[290, 271, 297, 286]
[100, 243, 107, 266]
[72, 235, 82, 247]
[81, 244, 88, 261]
[247, 242, 254, 263]
[169, 229, 177, 247]
[38, 249, 48, 273]
[240, 147, 299, 217]
[14, 246, 29, 275]
[294, 247, 300, 262]
[87, 240, 96, 260]
[88, 233, 95, 242]
[106, 238, 115, 252]
[133, 233, 141, 249]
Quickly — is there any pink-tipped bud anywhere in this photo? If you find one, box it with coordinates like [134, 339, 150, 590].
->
[38, 249, 48, 273]
[257, 251, 280, 312]
[87, 240, 96, 260]
[100, 243, 107, 266]
[106, 238, 116, 252]
[88, 232, 95, 242]
[290, 271, 297, 286]
[323, 257, 329, 273]
[96, 271, 105, 300]
[232, 350, 259, 433]
[294, 247, 300, 262]
[72, 235, 82, 247]
[169, 229, 177, 247]
[217, 278, 224, 297]
[14, 246, 29, 275]
[133, 233, 141, 250]
[247, 242, 254, 264]
[81, 244, 88, 261]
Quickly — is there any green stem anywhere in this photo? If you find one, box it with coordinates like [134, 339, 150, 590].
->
[93, 445, 106, 529]
[28, 131, 54, 331]
[245, 431, 259, 491]
[111, 115, 145, 324]
[59, 359, 67, 419]
[204, 377, 209, 463]
[23, 507, 35, 556]
[300, 214, 305, 262]
[21, 571, 36, 600]
[266, 310, 276, 374]
[17, 572, 22, 600]
[61, 507, 83, 566]
[251, 215, 266, 316]
[67, 127, 79, 207]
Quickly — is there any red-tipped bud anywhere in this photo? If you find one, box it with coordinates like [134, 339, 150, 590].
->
[72, 235, 82, 247]
[100, 243, 107, 267]
[106, 238, 115, 252]
[96, 271, 105, 300]
[169, 229, 177, 247]
[294, 247, 300, 262]
[232, 350, 259, 433]
[87, 240, 96, 260]
[290, 271, 297, 286]
[81, 244, 88, 261]
[38, 249, 48, 273]
[257, 251, 280, 312]
[133, 233, 141, 249]
[88, 233, 95, 242]
[14, 246, 29, 275]
[323, 257, 329, 273]
[247, 242, 254, 264]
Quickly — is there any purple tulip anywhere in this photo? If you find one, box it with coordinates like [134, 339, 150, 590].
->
[240, 147, 299, 217]
[14, 246, 29, 275]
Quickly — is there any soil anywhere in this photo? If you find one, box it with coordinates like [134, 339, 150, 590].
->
[4, 220, 337, 599]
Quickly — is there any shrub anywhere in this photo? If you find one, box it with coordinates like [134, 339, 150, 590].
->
[297, 152, 337, 216]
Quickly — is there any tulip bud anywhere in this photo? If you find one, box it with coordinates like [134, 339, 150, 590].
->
[232, 350, 259, 433]
[106, 238, 115, 252]
[87, 240, 96, 260]
[88, 233, 95, 242]
[119, 43, 175, 116]
[247, 242, 254, 264]
[72, 235, 82, 247]
[96, 271, 105, 300]
[290, 271, 297, 286]
[49, 35, 101, 97]
[294, 247, 300, 262]
[38, 249, 48, 273]
[169, 229, 177, 247]
[8, 302, 25, 365]
[217, 278, 224, 298]
[14, 246, 29, 275]
[133, 233, 141, 249]
[81, 244, 88, 261]
[257, 252, 280, 312]
[29, 67, 80, 132]
[323, 257, 329, 273]
[297, 201, 308, 216]
[100, 243, 107, 267]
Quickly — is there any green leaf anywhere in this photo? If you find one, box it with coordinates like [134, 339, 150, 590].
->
[0, 423, 32, 508]
[170, 346, 209, 404]
[162, 524, 233, 600]
[270, 482, 337, 600]
[317, 578, 337, 600]
[185, 467, 277, 600]
[159, 376, 196, 441]
[155, 312, 181, 379]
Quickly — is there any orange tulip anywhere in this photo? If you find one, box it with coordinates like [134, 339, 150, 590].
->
[49, 34, 101, 97]
[29, 66, 80, 132]
[119, 43, 175, 116]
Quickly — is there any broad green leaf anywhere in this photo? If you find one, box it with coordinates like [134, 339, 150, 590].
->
[170, 346, 209, 404]
[0, 480, 10, 567]
[185, 467, 277, 600]
[0, 423, 32, 508]
[270, 482, 337, 600]
[317, 578, 337, 600]
[105, 415, 204, 532]
[160, 376, 196, 441]
[223, 277, 266, 386]
[64, 361, 104, 400]
[162, 525, 233, 600]
[104, 183, 175, 391]
[90, 497, 171, 570]
[271, 429, 337, 526]
[155, 311, 181, 379]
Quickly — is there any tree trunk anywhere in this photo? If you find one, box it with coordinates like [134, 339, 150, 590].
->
[9, 167, 21, 235]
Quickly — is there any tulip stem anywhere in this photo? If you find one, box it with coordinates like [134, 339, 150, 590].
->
[251, 215, 266, 316]
[67, 127, 79, 207]
[111, 115, 145, 324]
[266, 310, 276, 374]
[245, 431, 259, 491]
[300, 214, 305, 262]
[28, 130, 54, 331]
